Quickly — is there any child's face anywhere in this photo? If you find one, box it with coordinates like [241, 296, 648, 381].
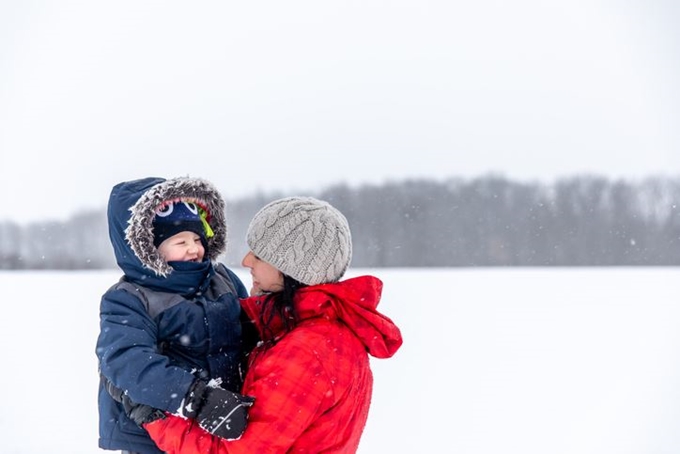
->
[241, 251, 284, 296]
[157, 231, 205, 262]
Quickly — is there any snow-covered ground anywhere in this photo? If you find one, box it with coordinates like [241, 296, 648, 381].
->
[2, 267, 679, 454]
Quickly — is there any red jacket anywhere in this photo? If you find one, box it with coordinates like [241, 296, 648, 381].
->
[145, 275, 403, 453]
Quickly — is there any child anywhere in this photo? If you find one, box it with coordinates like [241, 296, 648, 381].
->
[96, 176, 254, 454]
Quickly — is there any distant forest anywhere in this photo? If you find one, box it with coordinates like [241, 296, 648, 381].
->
[1, 175, 679, 270]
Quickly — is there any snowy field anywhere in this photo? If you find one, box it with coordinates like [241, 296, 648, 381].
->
[1, 267, 679, 454]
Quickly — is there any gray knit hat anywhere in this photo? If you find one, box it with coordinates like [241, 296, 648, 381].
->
[246, 196, 352, 286]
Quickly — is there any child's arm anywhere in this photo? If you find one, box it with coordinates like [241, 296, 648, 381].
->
[104, 376, 254, 440]
[96, 288, 196, 412]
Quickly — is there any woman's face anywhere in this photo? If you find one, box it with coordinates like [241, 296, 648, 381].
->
[241, 251, 284, 296]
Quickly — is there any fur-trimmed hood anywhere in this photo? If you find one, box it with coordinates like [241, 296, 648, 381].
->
[107, 177, 227, 279]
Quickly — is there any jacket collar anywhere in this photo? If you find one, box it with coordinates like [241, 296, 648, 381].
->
[241, 275, 403, 358]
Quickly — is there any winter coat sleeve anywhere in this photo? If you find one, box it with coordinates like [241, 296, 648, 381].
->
[96, 287, 197, 412]
[145, 333, 333, 453]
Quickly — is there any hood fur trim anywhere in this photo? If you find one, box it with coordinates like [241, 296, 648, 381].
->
[125, 177, 227, 276]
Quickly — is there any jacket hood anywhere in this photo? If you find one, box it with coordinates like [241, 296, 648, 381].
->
[108, 176, 228, 279]
[242, 275, 403, 358]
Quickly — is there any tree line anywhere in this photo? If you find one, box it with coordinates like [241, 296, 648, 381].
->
[1, 174, 678, 270]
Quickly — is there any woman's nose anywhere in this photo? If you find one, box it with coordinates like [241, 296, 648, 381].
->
[241, 251, 253, 267]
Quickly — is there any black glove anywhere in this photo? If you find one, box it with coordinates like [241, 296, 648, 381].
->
[103, 376, 166, 427]
[182, 379, 255, 440]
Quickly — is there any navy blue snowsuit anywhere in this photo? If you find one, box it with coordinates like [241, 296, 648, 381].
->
[96, 177, 249, 454]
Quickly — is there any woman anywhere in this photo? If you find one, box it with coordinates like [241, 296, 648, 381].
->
[142, 196, 403, 453]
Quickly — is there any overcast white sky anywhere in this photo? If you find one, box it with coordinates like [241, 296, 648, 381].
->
[1, 0, 679, 223]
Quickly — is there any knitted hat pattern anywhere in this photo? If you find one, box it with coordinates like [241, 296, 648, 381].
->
[246, 197, 352, 286]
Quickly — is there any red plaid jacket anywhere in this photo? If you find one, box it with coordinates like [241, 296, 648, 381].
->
[146, 275, 403, 453]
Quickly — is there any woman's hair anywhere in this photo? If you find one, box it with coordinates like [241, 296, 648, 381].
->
[258, 274, 306, 347]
